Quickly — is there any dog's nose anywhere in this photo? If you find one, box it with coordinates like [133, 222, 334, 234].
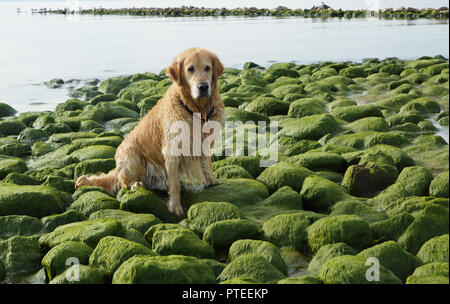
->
[197, 82, 209, 92]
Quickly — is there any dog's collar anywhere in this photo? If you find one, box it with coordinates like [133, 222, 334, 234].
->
[178, 97, 215, 122]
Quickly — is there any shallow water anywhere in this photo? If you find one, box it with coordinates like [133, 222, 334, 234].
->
[0, 1, 448, 112]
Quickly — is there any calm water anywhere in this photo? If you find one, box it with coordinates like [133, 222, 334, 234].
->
[0, 1, 449, 112]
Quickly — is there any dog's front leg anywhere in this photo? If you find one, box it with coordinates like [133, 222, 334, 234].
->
[165, 156, 184, 216]
[201, 157, 218, 187]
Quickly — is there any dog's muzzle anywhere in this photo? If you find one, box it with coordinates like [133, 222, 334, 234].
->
[197, 82, 210, 97]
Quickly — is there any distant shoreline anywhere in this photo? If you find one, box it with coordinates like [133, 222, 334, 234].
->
[30, 6, 450, 19]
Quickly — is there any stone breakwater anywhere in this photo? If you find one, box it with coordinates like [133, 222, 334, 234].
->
[32, 6, 450, 19]
[0, 55, 449, 284]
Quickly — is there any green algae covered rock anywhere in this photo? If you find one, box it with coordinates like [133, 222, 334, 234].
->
[369, 212, 415, 242]
[416, 234, 449, 264]
[406, 274, 449, 284]
[347, 117, 389, 133]
[182, 179, 269, 209]
[328, 131, 410, 150]
[187, 201, 242, 235]
[89, 209, 161, 235]
[319, 255, 402, 284]
[357, 241, 422, 281]
[117, 186, 173, 222]
[257, 161, 314, 193]
[218, 254, 285, 283]
[0, 236, 43, 273]
[50, 264, 106, 284]
[203, 219, 262, 251]
[300, 175, 351, 212]
[73, 158, 116, 178]
[287, 98, 327, 118]
[331, 104, 383, 122]
[369, 166, 434, 211]
[229, 239, 287, 275]
[70, 145, 116, 161]
[89, 236, 155, 277]
[220, 277, 262, 284]
[258, 186, 303, 210]
[0, 119, 27, 136]
[0, 157, 27, 179]
[277, 114, 341, 141]
[0, 261, 4, 281]
[42, 241, 93, 280]
[277, 276, 323, 284]
[152, 228, 214, 259]
[98, 76, 131, 95]
[0, 183, 65, 218]
[245, 97, 290, 116]
[429, 171, 449, 198]
[286, 151, 346, 173]
[330, 200, 388, 224]
[199, 259, 226, 277]
[0, 215, 44, 238]
[70, 191, 120, 217]
[411, 262, 449, 277]
[112, 254, 216, 284]
[212, 156, 262, 178]
[38, 219, 125, 250]
[262, 211, 324, 251]
[0, 102, 17, 117]
[41, 210, 87, 233]
[307, 215, 373, 253]
[214, 165, 252, 179]
[307, 243, 357, 274]
[144, 223, 184, 243]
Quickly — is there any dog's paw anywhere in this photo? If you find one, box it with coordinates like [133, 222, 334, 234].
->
[75, 175, 88, 189]
[168, 200, 184, 216]
[131, 181, 144, 190]
[205, 177, 219, 187]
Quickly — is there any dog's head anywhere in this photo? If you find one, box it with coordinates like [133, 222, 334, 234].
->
[167, 48, 224, 100]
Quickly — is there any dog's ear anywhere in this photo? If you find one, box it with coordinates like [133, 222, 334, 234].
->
[211, 53, 224, 82]
[166, 58, 183, 87]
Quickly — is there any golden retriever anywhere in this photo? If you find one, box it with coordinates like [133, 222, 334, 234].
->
[75, 48, 225, 215]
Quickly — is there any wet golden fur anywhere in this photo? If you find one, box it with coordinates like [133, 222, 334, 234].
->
[75, 48, 225, 215]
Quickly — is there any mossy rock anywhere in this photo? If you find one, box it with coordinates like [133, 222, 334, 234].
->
[0, 215, 44, 238]
[187, 201, 242, 235]
[49, 264, 106, 284]
[42, 241, 93, 280]
[117, 186, 173, 222]
[112, 254, 216, 284]
[214, 164, 253, 179]
[339, 66, 368, 78]
[229, 239, 287, 275]
[202, 219, 262, 251]
[300, 175, 351, 213]
[218, 254, 285, 283]
[38, 219, 125, 250]
[89, 236, 155, 278]
[245, 97, 290, 116]
[257, 161, 314, 193]
[70, 145, 116, 162]
[98, 76, 131, 95]
[144, 223, 184, 243]
[331, 104, 383, 122]
[2, 172, 40, 186]
[0, 236, 43, 273]
[0, 183, 65, 218]
[258, 186, 303, 210]
[225, 107, 270, 124]
[286, 151, 346, 173]
[357, 241, 422, 281]
[429, 171, 449, 198]
[0, 119, 27, 136]
[41, 210, 87, 233]
[181, 179, 269, 209]
[307, 242, 357, 274]
[0, 102, 17, 117]
[406, 274, 449, 284]
[277, 114, 341, 141]
[262, 211, 323, 252]
[287, 98, 327, 119]
[368, 166, 434, 211]
[347, 117, 389, 133]
[42, 175, 75, 194]
[73, 158, 116, 178]
[152, 228, 214, 259]
[416, 234, 449, 264]
[70, 191, 120, 217]
[369, 212, 415, 243]
[0, 157, 27, 179]
[330, 200, 387, 224]
[199, 259, 226, 277]
[212, 156, 263, 178]
[329, 131, 410, 150]
[411, 262, 449, 277]
[307, 215, 373, 253]
[220, 277, 262, 284]
[319, 255, 402, 284]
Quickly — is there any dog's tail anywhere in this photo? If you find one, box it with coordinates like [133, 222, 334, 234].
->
[75, 169, 120, 196]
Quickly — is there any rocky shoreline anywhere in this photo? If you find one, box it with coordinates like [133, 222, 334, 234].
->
[0, 56, 449, 284]
[31, 6, 450, 19]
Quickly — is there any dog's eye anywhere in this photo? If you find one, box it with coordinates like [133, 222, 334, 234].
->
[204, 65, 211, 72]
[187, 66, 195, 73]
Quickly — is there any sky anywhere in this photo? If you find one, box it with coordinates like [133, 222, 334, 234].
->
[2, 0, 449, 10]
